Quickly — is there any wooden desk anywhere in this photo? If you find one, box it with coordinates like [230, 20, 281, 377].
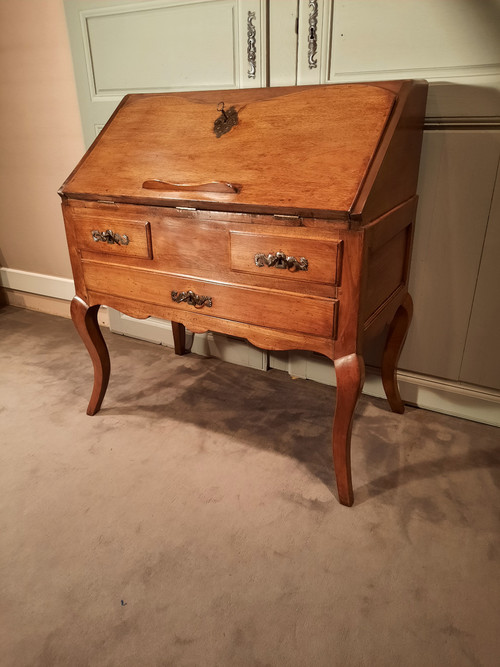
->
[60, 81, 427, 506]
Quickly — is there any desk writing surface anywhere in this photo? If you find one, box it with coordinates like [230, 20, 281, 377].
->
[62, 84, 397, 216]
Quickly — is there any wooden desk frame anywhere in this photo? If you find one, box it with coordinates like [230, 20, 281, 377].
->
[60, 81, 428, 506]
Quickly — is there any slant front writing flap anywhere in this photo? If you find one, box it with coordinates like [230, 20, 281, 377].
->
[61, 84, 398, 216]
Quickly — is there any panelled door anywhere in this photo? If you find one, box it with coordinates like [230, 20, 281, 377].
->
[65, 0, 267, 144]
[270, 0, 500, 423]
[64, 0, 269, 369]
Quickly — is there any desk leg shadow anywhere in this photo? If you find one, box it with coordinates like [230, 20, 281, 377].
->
[70, 294, 413, 507]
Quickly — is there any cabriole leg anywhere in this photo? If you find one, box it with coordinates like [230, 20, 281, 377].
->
[332, 353, 365, 506]
[381, 292, 413, 414]
[70, 296, 110, 416]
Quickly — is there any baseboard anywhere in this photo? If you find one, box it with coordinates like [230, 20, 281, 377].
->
[108, 310, 267, 370]
[3, 289, 73, 319]
[275, 351, 500, 427]
[376, 369, 500, 428]
[0, 267, 75, 300]
[0, 268, 109, 327]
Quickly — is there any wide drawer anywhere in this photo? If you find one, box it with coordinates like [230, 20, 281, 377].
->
[73, 214, 153, 260]
[230, 231, 342, 285]
[82, 261, 338, 338]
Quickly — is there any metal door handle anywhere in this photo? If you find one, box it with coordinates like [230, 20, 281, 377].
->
[308, 0, 318, 69]
[247, 11, 257, 79]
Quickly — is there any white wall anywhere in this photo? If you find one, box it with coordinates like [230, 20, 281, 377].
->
[0, 0, 84, 279]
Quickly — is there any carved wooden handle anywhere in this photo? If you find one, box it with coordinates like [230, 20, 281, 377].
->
[254, 251, 308, 272]
[171, 290, 212, 309]
[142, 180, 240, 194]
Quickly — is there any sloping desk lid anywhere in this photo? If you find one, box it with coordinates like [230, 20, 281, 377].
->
[61, 83, 399, 217]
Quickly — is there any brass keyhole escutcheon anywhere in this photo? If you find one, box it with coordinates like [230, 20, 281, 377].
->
[213, 102, 238, 138]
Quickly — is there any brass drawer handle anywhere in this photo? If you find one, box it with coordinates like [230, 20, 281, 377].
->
[91, 229, 129, 246]
[171, 290, 212, 309]
[254, 251, 308, 272]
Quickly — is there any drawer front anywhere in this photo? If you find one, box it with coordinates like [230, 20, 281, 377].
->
[82, 261, 337, 338]
[230, 232, 342, 285]
[73, 215, 153, 260]
[66, 204, 341, 297]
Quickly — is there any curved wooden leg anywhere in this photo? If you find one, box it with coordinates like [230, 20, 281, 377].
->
[381, 292, 413, 414]
[70, 296, 110, 416]
[171, 321, 188, 355]
[333, 353, 365, 506]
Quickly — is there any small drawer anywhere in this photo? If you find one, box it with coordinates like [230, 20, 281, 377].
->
[229, 232, 342, 285]
[73, 215, 153, 260]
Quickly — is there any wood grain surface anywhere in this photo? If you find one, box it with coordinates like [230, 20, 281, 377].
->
[61, 84, 397, 217]
[62, 80, 428, 506]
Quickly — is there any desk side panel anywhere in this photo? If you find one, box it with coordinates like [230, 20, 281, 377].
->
[352, 80, 428, 223]
[61, 198, 87, 301]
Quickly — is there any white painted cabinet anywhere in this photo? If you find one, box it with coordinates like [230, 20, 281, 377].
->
[279, 0, 500, 414]
[295, 0, 500, 117]
[65, 0, 267, 145]
[400, 130, 500, 382]
[64, 0, 500, 421]
[64, 0, 269, 370]
[460, 166, 500, 389]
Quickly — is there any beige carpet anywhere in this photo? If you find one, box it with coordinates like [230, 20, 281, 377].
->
[1, 305, 499, 666]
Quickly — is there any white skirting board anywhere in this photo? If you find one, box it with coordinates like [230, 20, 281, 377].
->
[269, 350, 500, 428]
[1, 268, 498, 427]
[0, 267, 75, 300]
[107, 310, 268, 371]
[109, 310, 500, 428]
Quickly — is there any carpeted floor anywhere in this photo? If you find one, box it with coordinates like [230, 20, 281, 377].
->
[1, 305, 499, 666]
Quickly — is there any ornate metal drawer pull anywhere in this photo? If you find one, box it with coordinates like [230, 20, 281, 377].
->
[308, 0, 318, 69]
[91, 229, 129, 246]
[171, 290, 212, 309]
[254, 251, 308, 272]
[247, 11, 257, 79]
